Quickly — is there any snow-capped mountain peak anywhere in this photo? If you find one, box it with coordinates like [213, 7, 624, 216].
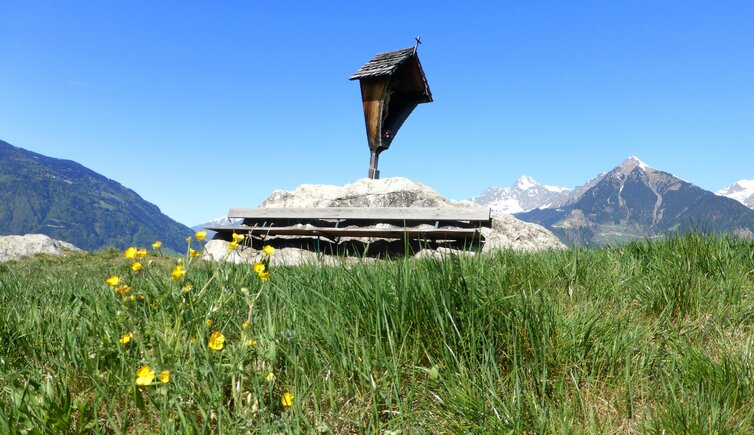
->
[626, 155, 650, 170]
[614, 156, 653, 177]
[515, 175, 537, 190]
[470, 177, 573, 213]
[717, 179, 754, 209]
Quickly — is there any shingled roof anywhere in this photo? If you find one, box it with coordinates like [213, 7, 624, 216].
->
[349, 47, 416, 80]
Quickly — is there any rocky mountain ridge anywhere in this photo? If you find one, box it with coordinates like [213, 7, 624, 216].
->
[470, 172, 606, 213]
[515, 157, 754, 246]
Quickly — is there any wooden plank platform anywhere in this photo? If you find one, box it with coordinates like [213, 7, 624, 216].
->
[208, 207, 492, 242]
[204, 225, 481, 241]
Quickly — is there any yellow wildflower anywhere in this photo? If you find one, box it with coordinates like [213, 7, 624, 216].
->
[119, 332, 133, 345]
[206, 319, 213, 326]
[124, 247, 137, 259]
[152, 241, 162, 250]
[137, 248, 148, 259]
[253, 262, 265, 274]
[195, 231, 207, 241]
[115, 285, 131, 295]
[106, 276, 122, 287]
[135, 365, 155, 386]
[129, 295, 136, 301]
[281, 391, 294, 407]
[231, 233, 244, 243]
[258, 271, 270, 282]
[228, 241, 239, 250]
[208, 331, 225, 351]
[182, 284, 193, 293]
[189, 248, 200, 258]
[131, 262, 142, 272]
[159, 370, 170, 384]
[242, 321, 250, 330]
[263, 245, 275, 255]
[265, 372, 275, 382]
[247, 339, 257, 346]
[171, 265, 186, 280]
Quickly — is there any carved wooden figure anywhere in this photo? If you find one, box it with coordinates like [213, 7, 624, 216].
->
[350, 41, 432, 179]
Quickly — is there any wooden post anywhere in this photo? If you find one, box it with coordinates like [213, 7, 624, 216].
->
[368, 149, 380, 179]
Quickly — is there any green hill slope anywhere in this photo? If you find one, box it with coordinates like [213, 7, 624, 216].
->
[0, 139, 193, 251]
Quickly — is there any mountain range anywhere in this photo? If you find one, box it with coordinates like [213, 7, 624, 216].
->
[3, 137, 751, 251]
[472, 157, 754, 246]
[0, 139, 193, 251]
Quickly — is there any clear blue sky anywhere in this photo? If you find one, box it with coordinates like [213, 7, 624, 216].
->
[2, 1, 753, 226]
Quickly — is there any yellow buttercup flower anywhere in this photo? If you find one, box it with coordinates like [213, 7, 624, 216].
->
[281, 391, 294, 407]
[242, 321, 250, 330]
[124, 247, 137, 260]
[171, 265, 186, 280]
[131, 262, 143, 272]
[253, 262, 265, 274]
[119, 332, 133, 344]
[106, 276, 122, 287]
[195, 231, 207, 241]
[206, 319, 213, 326]
[135, 365, 155, 386]
[137, 248, 148, 259]
[247, 339, 257, 346]
[182, 284, 193, 293]
[231, 233, 244, 243]
[159, 370, 170, 383]
[258, 271, 270, 282]
[152, 241, 162, 250]
[129, 295, 136, 301]
[115, 285, 131, 295]
[228, 241, 239, 251]
[208, 331, 225, 351]
[189, 248, 200, 258]
[262, 245, 275, 255]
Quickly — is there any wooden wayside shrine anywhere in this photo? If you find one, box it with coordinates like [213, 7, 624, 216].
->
[350, 40, 433, 179]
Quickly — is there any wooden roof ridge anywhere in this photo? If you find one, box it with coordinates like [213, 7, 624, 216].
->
[349, 46, 417, 80]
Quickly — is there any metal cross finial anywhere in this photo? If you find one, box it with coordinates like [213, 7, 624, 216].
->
[414, 36, 421, 53]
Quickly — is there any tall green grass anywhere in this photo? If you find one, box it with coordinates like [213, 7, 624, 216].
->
[1, 232, 753, 433]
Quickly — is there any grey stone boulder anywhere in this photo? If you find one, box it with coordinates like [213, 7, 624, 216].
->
[0, 234, 83, 263]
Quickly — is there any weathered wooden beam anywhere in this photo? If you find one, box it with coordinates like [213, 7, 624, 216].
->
[226, 207, 491, 222]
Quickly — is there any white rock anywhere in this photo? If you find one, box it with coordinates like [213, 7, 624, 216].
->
[482, 212, 566, 252]
[0, 234, 83, 263]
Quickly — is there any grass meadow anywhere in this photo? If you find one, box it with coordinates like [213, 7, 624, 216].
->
[1, 232, 754, 433]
